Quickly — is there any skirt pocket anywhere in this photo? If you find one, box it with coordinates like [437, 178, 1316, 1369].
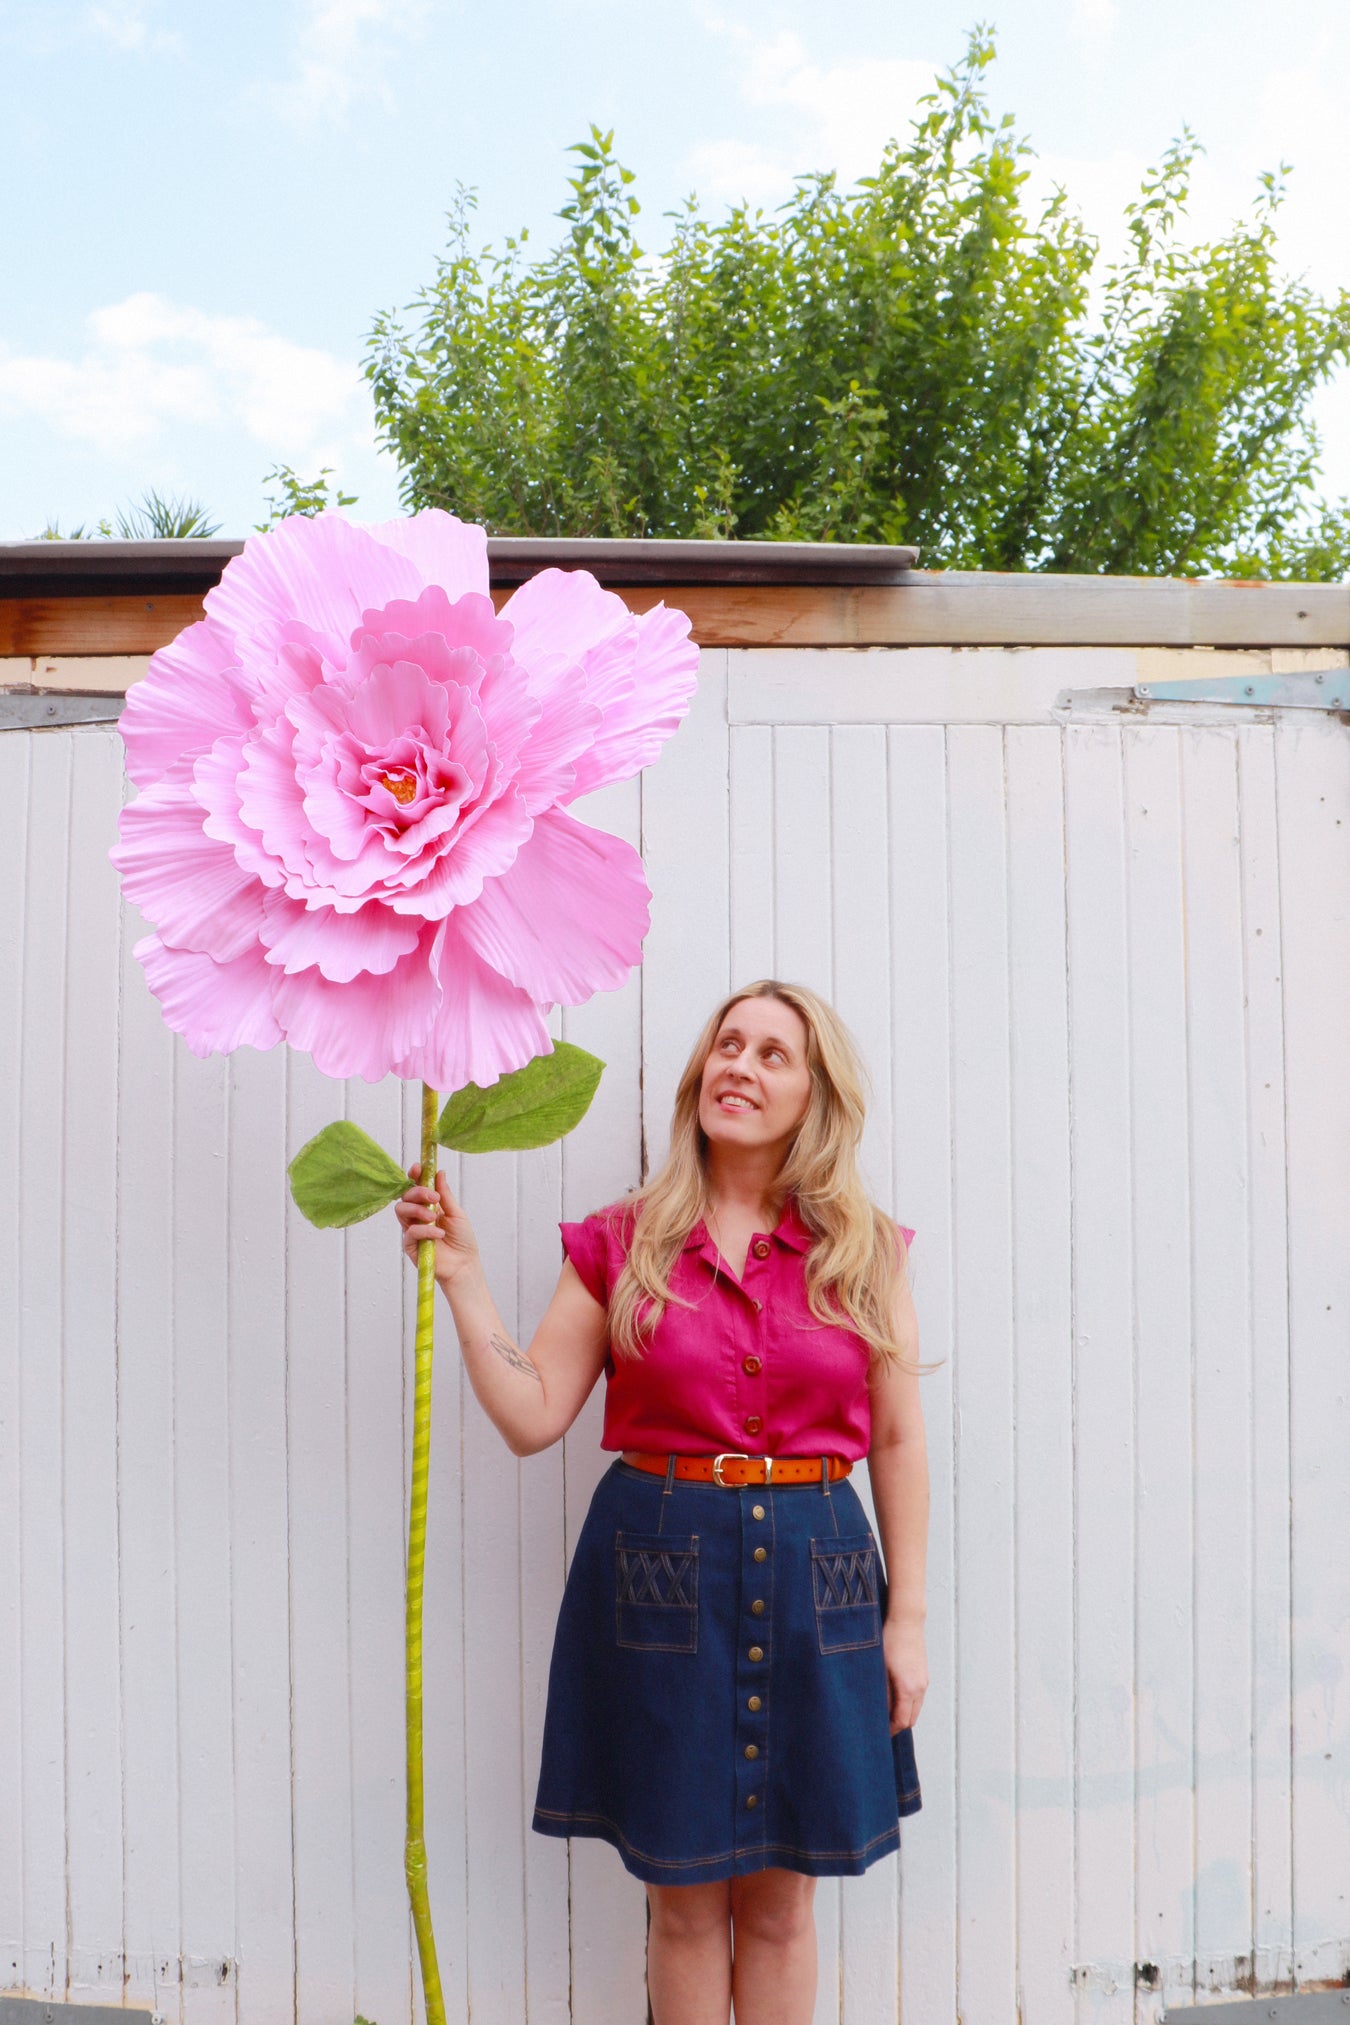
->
[809, 1533, 881, 1653]
[615, 1530, 700, 1653]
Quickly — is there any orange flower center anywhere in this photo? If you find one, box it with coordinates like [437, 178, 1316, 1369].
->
[379, 769, 418, 806]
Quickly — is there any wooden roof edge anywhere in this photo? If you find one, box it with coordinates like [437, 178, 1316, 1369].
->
[0, 535, 920, 597]
[2, 569, 1348, 660]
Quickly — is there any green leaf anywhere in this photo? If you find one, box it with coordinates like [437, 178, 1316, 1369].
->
[437, 1043, 604, 1153]
[288, 1120, 410, 1229]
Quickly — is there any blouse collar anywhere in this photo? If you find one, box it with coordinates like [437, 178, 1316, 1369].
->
[682, 1194, 814, 1255]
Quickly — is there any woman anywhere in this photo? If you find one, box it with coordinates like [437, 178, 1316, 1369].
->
[396, 979, 929, 2025]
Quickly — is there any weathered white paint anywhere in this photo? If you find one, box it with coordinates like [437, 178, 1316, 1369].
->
[1, 642, 1348, 2024]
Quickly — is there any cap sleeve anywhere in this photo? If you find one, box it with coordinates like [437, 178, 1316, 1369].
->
[899, 1225, 916, 1249]
[560, 1214, 611, 1307]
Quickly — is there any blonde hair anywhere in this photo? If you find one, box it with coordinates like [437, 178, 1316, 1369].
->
[607, 980, 914, 1368]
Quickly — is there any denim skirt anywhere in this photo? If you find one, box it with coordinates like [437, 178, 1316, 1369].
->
[531, 1457, 921, 1885]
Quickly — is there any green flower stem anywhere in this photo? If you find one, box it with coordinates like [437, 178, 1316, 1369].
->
[406, 1080, 445, 2025]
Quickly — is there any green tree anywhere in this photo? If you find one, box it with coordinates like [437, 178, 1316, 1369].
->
[256, 462, 358, 530]
[366, 31, 1350, 577]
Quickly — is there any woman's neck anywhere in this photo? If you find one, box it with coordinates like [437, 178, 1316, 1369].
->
[703, 1146, 788, 1226]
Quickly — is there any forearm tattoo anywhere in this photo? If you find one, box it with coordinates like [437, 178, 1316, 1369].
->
[488, 1332, 542, 1385]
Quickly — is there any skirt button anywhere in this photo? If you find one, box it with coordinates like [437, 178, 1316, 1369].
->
[744, 1744, 759, 1760]
[750, 1598, 765, 1615]
[746, 1793, 758, 1808]
[748, 1645, 763, 1662]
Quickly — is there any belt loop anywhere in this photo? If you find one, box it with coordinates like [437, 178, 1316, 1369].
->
[822, 1455, 841, 1535]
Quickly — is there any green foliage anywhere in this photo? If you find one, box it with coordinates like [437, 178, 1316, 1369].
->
[287, 1120, 411, 1229]
[34, 489, 218, 541]
[115, 488, 221, 539]
[437, 1042, 604, 1154]
[365, 30, 1350, 578]
[257, 462, 358, 530]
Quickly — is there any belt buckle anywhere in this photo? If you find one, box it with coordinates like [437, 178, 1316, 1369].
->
[711, 1452, 749, 1487]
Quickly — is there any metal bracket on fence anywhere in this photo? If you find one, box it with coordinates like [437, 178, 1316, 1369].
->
[1136, 670, 1350, 709]
[0, 693, 125, 729]
[1162, 1994, 1350, 2022]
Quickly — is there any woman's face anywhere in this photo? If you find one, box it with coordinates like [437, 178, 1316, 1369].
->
[698, 996, 813, 1159]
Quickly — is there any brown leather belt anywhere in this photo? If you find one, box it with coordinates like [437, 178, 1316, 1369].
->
[621, 1451, 852, 1488]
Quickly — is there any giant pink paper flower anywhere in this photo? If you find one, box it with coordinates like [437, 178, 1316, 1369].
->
[112, 511, 697, 1088]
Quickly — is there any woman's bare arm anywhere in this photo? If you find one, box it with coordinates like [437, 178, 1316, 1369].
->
[867, 1258, 930, 1730]
[396, 1167, 610, 1457]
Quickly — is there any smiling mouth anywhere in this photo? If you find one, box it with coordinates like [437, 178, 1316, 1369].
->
[716, 1091, 758, 1111]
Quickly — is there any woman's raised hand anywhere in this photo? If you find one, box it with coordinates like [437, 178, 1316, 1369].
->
[395, 1164, 481, 1286]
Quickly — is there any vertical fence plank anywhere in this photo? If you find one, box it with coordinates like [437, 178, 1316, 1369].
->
[460, 1147, 529, 2024]
[62, 733, 125, 2002]
[518, 1137, 572, 2025]
[560, 774, 649, 2025]
[225, 1047, 296, 2025]
[344, 1072, 415, 2025]
[1005, 725, 1076, 2025]
[19, 735, 72, 2000]
[1237, 729, 1294, 1995]
[886, 726, 955, 2025]
[1064, 725, 1135, 2024]
[772, 726, 831, 997]
[832, 726, 898, 2024]
[1122, 728, 1195, 2021]
[1181, 731, 1255, 1998]
[642, 653, 730, 1172]
[173, 1047, 237, 2025]
[1277, 715, 1350, 1988]
[116, 813, 182, 2021]
[285, 1057, 356, 2025]
[0, 734, 28, 1991]
[729, 724, 775, 987]
[946, 727, 1017, 2024]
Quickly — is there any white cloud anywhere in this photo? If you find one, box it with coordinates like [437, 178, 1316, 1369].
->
[261, 0, 427, 125]
[83, 2, 181, 53]
[0, 294, 364, 463]
[691, 18, 938, 203]
[1070, 0, 1119, 37]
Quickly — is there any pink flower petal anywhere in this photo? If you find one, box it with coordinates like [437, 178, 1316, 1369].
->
[194, 733, 288, 890]
[498, 569, 698, 799]
[357, 510, 490, 603]
[204, 514, 423, 660]
[271, 926, 442, 1082]
[456, 807, 649, 1003]
[259, 891, 423, 980]
[350, 589, 513, 677]
[135, 934, 283, 1056]
[113, 783, 267, 959]
[569, 600, 699, 798]
[120, 619, 254, 790]
[498, 565, 631, 668]
[386, 785, 533, 916]
[394, 919, 551, 1092]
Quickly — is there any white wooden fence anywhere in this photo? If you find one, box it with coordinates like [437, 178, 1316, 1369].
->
[3, 631, 1349, 2024]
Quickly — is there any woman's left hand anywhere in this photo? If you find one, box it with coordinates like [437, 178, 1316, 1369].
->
[882, 1617, 928, 1733]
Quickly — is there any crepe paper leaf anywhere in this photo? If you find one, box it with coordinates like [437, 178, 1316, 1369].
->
[288, 1119, 411, 1228]
[437, 1042, 604, 1153]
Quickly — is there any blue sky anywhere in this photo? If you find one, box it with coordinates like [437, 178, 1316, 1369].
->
[4, 0, 1350, 540]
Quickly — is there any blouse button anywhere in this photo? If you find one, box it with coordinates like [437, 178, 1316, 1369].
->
[744, 1414, 762, 1436]
[742, 1355, 762, 1376]
[751, 1239, 771, 1260]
